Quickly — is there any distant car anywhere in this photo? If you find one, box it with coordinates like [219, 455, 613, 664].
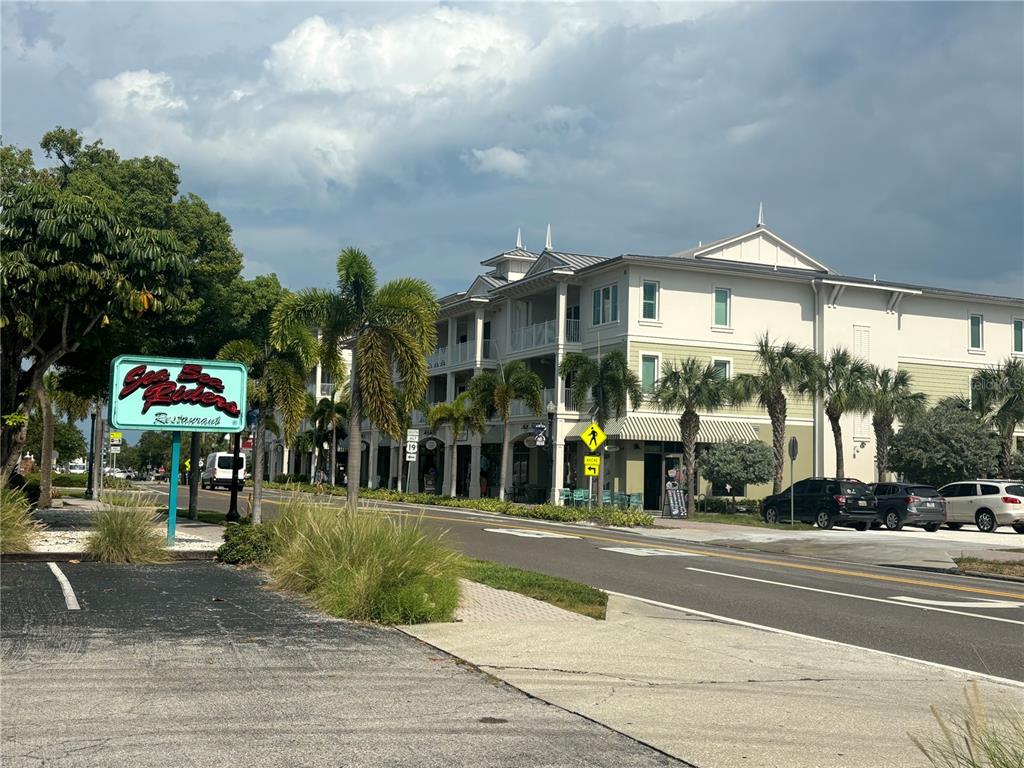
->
[201, 451, 246, 490]
[762, 477, 878, 530]
[936, 480, 1024, 533]
[870, 482, 945, 531]
[67, 459, 87, 475]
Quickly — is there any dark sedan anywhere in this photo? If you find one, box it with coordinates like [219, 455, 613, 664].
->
[870, 482, 945, 531]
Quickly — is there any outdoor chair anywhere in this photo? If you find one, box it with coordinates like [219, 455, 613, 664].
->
[559, 488, 573, 505]
[572, 489, 589, 506]
[628, 492, 643, 510]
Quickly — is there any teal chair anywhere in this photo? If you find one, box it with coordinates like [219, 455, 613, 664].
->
[572, 489, 589, 506]
[559, 488, 572, 506]
[602, 490, 613, 504]
[628, 493, 643, 510]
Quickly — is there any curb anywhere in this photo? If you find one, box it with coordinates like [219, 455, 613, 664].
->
[1, 550, 218, 563]
[960, 569, 1024, 584]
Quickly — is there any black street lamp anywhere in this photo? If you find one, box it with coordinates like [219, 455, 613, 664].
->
[85, 411, 97, 500]
[226, 431, 242, 522]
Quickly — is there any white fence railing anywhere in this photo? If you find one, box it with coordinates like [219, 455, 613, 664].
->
[510, 388, 555, 418]
[427, 347, 448, 370]
[565, 319, 581, 343]
[510, 320, 557, 352]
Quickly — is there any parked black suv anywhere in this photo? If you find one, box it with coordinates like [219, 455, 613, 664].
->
[762, 478, 878, 529]
[869, 482, 945, 531]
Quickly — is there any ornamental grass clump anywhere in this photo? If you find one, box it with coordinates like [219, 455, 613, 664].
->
[86, 506, 171, 564]
[0, 487, 42, 553]
[269, 497, 463, 624]
[911, 682, 1024, 768]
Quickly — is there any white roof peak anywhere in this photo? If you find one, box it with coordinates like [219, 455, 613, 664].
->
[545, 223, 553, 251]
[516, 227, 523, 249]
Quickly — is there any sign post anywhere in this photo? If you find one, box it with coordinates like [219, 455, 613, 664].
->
[109, 355, 247, 543]
[405, 428, 419, 493]
[788, 436, 799, 525]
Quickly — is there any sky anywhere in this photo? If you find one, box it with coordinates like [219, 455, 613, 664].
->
[3, 1, 1023, 299]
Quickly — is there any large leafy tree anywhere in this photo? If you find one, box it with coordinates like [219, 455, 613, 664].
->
[24, 415, 86, 471]
[866, 367, 926, 481]
[800, 348, 871, 479]
[272, 247, 438, 510]
[219, 279, 315, 523]
[428, 391, 487, 498]
[699, 439, 774, 509]
[890, 400, 1000, 487]
[970, 358, 1024, 477]
[468, 360, 543, 500]
[651, 358, 730, 516]
[1, 163, 186, 483]
[731, 333, 814, 494]
[560, 349, 642, 505]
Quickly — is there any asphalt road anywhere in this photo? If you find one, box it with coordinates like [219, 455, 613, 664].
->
[174, 484, 1024, 682]
[1, 561, 681, 768]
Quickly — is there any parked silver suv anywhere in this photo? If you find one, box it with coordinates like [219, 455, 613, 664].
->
[936, 480, 1024, 533]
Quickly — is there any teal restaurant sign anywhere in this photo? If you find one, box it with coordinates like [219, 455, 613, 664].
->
[109, 355, 248, 542]
[109, 355, 247, 433]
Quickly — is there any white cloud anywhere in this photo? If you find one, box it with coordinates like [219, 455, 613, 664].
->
[91, 70, 187, 118]
[466, 146, 530, 178]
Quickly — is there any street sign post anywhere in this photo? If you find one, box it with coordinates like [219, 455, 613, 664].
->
[109, 355, 248, 543]
[405, 429, 420, 490]
[583, 455, 600, 476]
[788, 436, 799, 525]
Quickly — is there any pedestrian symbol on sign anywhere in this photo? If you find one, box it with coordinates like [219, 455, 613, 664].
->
[581, 422, 606, 452]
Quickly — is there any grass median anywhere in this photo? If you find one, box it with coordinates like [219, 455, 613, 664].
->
[954, 557, 1024, 579]
[462, 558, 607, 619]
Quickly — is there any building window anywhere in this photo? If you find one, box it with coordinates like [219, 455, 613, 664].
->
[1014, 318, 1023, 354]
[712, 359, 731, 381]
[641, 355, 658, 394]
[969, 314, 983, 350]
[642, 281, 659, 320]
[592, 283, 619, 325]
[713, 287, 731, 327]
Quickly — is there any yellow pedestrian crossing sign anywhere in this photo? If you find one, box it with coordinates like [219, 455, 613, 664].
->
[583, 455, 601, 477]
[581, 422, 606, 452]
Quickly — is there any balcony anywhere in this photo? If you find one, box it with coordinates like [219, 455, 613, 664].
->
[319, 381, 335, 397]
[562, 387, 579, 411]
[510, 319, 582, 352]
[452, 340, 474, 364]
[510, 388, 556, 418]
[427, 347, 448, 370]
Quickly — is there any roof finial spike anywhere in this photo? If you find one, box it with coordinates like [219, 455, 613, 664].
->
[757, 201, 764, 228]
[545, 223, 552, 251]
[516, 227, 523, 249]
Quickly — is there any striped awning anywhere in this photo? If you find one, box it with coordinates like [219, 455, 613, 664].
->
[566, 415, 759, 444]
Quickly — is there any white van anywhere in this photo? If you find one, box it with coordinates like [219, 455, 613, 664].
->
[67, 458, 87, 475]
[201, 452, 246, 490]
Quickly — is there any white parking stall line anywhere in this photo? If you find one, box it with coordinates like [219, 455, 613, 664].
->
[890, 595, 1024, 609]
[685, 567, 1024, 626]
[47, 562, 81, 611]
[601, 547, 705, 557]
[483, 528, 580, 539]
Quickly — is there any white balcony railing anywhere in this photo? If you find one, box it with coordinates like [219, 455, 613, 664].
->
[562, 387, 579, 411]
[319, 381, 335, 397]
[427, 347, 448, 370]
[453, 340, 473, 364]
[511, 320, 557, 352]
[481, 339, 494, 359]
[565, 318, 581, 343]
[510, 388, 555, 418]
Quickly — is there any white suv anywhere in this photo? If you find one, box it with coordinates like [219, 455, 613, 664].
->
[937, 480, 1024, 533]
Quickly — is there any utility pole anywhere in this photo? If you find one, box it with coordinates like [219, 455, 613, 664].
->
[85, 410, 97, 500]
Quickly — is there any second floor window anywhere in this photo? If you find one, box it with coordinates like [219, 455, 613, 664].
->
[641, 355, 658, 394]
[969, 314, 983, 350]
[642, 281, 658, 320]
[1014, 318, 1023, 354]
[714, 287, 731, 327]
[712, 359, 731, 380]
[592, 283, 619, 325]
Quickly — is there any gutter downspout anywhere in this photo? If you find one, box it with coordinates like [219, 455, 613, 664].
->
[810, 280, 821, 477]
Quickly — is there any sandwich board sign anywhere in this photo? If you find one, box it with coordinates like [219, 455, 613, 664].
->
[109, 355, 248, 543]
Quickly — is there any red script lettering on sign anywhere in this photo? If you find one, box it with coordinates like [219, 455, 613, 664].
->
[118, 364, 241, 418]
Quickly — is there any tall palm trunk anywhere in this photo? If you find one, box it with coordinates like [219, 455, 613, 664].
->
[828, 410, 845, 478]
[252, 420, 266, 523]
[330, 423, 337, 485]
[396, 441, 405, 491]
[449, 430, 458, 498]
[680, 410, 699, 517]
[499, 417, 511, 501]
[35, 381, 54, 508]
[873, 415, 893, 481]
[768, 398, 787, 494]
[346, 355, 362, 511]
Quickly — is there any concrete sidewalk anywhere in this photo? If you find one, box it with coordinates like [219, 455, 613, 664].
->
[640, 518, 1024, 571]
[405, 591, 1023, 768]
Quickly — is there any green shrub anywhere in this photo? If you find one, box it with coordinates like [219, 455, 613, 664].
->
[0, 487, 42, 553]
[269, 497, 463, 624]
[911, 682, 1024, 768]
[85, 506, 171, 563]
[701, 496, 763, 515]
[217, 523, 273, 565]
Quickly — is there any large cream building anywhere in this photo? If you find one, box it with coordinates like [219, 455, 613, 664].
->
[279, 212, 1024, 509]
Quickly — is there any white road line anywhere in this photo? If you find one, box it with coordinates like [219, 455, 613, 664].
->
[603, 589, 1024, 689]
[483, 527, 580, 539]
[685, 567, 1024, 626]
[47, 562, 80, 611]
[891, 596, 1024, 609]
[601, 547, 705, 557]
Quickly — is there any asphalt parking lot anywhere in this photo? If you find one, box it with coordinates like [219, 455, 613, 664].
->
[1, 561, 681, 768]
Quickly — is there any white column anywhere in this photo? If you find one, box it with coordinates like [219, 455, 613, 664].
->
[555, 282, 567, 411]
[282, 446, 291, 479]
[469, 437, 482, 499]
[447, 316, 457, 370]
[441, 434, 454, 496]
[474, 308, 484, 369]
[505, 299, 513, 355]
[552, 419, 565, 505]
[446, 373, 455, 402]
[367, 429, 379, 489]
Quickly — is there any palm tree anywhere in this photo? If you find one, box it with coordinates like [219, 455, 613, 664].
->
[731, 333, 814, 494]
[428, 391, 487, 498]
[866, 367, 926, 481]
[467, 360, 543, 501]
[970, 358, 1024, 476]
[559, 349, 642, 505]
[800, 348, 872, 479]
[272, 247, 438, 510]
[218, 328, 316, 523]
[651, 358, 729, 517]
